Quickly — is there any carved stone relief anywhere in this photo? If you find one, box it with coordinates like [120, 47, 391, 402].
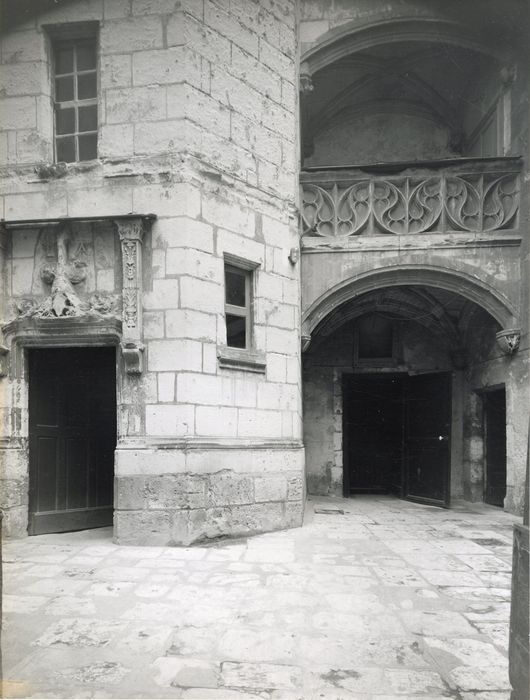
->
[12, 224, 119, 321]
[496, 328, 521, 355]
[301, 170, 520, 237]
[115, 218, 146, 374]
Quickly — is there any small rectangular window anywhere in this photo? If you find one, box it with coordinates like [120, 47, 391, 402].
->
[53, 38, 98, 163]
[225, 264, 252, 349]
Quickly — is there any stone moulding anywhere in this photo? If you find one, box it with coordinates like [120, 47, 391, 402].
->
[217, 345, 266, 373]
[300, 158, 521, 237]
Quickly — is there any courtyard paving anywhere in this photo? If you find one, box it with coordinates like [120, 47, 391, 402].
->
[1, 495, 519, 699]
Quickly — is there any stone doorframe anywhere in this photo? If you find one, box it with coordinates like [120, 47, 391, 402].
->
[0, 214, 154, 537]
[0, 320, 122, 538]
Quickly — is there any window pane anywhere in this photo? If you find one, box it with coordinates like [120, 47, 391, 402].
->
[55, 106, 75, 135]
[226, 314, 246, 348]
[225, 269, 246, 307]
[76, 44, 96, 71]
[55, 76, 74, 102]
[55, 47, 73, 74]
[77, 72, 97, 100]
[78, 133, 97, 161]
[78, 104, 97, 132]
[56, 136, 76, 163]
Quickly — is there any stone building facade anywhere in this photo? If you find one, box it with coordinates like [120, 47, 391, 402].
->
[0, 0, 528, 544]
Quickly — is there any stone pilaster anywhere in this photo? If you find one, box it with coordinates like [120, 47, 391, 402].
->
[115, 218, 145, 374]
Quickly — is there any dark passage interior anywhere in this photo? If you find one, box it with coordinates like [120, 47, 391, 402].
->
[483, 388, 507, 507]
[28, 347, 116, 535]
[343, 372, 451, 506]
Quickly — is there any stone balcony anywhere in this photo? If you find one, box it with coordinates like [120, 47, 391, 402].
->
[300, 157, 522, 239]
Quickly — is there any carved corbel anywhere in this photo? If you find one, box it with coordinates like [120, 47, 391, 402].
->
[496, 328, 521, 355]
[0, 344, 9, 377]
[300, 62, 314, 96]
[115, 218, 146, 374]
[121, 341, 144, 375]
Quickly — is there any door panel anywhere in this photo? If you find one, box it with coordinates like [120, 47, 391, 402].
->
[404, 372, 451, 506]
[343, 374, 404, 494]
[29, 347, 116, 535]
[484, 389, 506, 507]
[343, 372, 451, 507]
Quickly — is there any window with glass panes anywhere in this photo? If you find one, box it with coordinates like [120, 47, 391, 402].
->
[54, 39, 97, 162]
[225, 264, 252, 349]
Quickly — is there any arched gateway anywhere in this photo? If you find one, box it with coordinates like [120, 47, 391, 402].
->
[299, 3, 528, 516]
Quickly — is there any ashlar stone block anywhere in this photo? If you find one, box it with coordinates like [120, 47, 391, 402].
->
[254, 476, 287, 503]
[207, 473, 254, 507]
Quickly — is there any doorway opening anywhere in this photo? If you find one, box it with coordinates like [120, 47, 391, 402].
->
[483, 387, 507, 507]
[343, 372, 451, 507]
[28, 347, 117, 535]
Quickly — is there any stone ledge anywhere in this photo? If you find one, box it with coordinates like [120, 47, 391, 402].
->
[217, 345, 266, 373]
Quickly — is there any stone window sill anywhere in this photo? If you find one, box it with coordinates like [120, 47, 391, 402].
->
[217, 346, 266, 373]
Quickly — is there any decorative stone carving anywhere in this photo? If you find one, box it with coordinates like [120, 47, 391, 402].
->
[0, 344, 8, 377]
[300, 62, 314, 95]
[496, 329, 521, 355]
[301, 169, 520, 237]
[301, 334, 311, 352]
[115, 218, 146, 374]
[14, 293, 119, 320]
[121, 341, 145, 375]
[34, 162, 68, 180]
[36, 225, 87, 317]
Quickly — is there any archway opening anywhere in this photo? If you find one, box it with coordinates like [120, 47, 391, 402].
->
[302, 284, 509, 508]
[300, 14, 516, 167]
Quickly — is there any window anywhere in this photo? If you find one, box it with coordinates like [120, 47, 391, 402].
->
[353, 313, 399, 367]
[225, 264, 251, 349]
[53, 38, 97, 162]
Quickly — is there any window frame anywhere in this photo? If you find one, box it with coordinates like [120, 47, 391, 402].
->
[48, 24, 99, 164]
[224, 263, 252, 350]
[353, 314, 400, 368]
[218, 255, 265, 373]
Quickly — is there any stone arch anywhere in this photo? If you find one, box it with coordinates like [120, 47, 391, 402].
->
[302, 265, 518, 340]
[301, 17, 508, 77]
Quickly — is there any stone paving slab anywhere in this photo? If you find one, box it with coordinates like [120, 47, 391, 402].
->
[1, 495, 519, 699]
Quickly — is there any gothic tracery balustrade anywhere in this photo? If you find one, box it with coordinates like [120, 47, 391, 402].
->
[300, 158, 521, 237]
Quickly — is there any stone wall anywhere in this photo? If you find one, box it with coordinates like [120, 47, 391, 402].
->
[0, 0, 304, 542]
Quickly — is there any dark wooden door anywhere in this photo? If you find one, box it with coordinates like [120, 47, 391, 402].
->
[343, 374, 404, 494]
[404, 372, 451, 507]
[484, 388, 506, 507]
[29, 347, 116, 535]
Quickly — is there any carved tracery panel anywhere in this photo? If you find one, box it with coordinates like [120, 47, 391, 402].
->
[301, 168, 520, 237]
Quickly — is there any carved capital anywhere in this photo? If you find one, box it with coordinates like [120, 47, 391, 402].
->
[0, 344, 8, 377]
[500, 65, 516, 87]
[115, 218, 145, 243]
[121, 341, 144, 375]
[496, 328, 520, 355]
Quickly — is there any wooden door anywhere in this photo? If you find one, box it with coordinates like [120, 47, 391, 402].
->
[484, 388, 507, 507]
[343, 374, 404, 494]
[404, 372, 451, 507]
[28, 347, 116, 535]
